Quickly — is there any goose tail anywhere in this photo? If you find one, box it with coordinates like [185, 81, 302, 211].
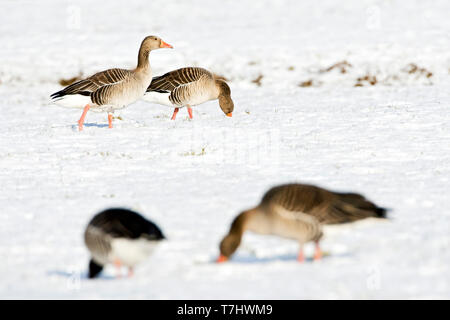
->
[88, 259, 103, 279]
[334, 192, 389, 220]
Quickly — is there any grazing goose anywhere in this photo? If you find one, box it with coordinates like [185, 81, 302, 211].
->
[143, 67, 234, 120]
[50, 36, 173, 130]
[217, 183, 387, 263]
[84, 208, 165, 279]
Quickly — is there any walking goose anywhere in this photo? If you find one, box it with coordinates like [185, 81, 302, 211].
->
[84, 208, 165, 279]
[217, 183, 387, 263]
[50, 36, 173, 130]
[142, 67, 234, 120]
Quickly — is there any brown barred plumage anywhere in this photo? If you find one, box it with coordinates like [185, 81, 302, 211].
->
[144, 67, 234, 119]
[218, 183, 387, 262]
[149, 67, 212, 92]
[50, 35, 173, 130]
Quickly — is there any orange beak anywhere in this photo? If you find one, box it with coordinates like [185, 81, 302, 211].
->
[216, 254, 228, 263]
[226, 113, 232, 117]
[160, 40, 173, 49]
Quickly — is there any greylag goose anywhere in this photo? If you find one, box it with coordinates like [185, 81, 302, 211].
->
[142, 67, 234, 120]
[50, 36, 173, 130]
[84, 208, 165, 279]
[217, 183, 387, 263]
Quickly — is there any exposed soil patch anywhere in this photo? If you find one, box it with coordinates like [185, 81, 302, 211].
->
[354, 74, 377, 87]
[58, 73, 83, 86]
[402, 63, 432, 78]
[252, 74, 264, 86]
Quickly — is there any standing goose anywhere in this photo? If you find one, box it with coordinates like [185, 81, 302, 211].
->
[84, 208, 165, 279]
[50, 36, 173, 130]
[217, 183, 387, 263]
[142, 67, 234, 120]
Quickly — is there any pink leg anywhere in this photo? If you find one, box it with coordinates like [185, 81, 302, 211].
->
[78, 104, 90, 131]
[114, 259, 122, 278]
[108, 114, 113, 128]
[171, 108, 179, 120]
[187, 106, 193, 119]
[297, 244, 304, 263]
[314, 241, 322, 261]
[128, 267, 134, 278]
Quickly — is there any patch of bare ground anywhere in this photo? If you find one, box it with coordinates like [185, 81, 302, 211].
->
[58, 72, 83, 86]
[252, 74, 263, 87]
[354, 74, 377, 87]
[298, 79, 322, 87]
[320, 60, 353, 74]
[402, 63, 432, 78]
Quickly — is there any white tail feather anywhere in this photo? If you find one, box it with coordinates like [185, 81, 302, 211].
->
[51, 94, 92, 109]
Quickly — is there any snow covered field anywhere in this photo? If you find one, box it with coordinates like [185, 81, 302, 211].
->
[0, 0, 449, 299]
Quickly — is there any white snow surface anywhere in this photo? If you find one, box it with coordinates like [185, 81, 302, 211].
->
[0, 0, 449, 299]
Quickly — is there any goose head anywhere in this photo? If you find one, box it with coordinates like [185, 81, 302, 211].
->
[216, 80, 234, 117]
[217, 210, 254, 262]
[217, 232, 241, 262]
[141, 35, 173, 51]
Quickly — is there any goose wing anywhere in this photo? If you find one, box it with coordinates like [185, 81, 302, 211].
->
[262, 184, 387, 225]
[50, 68, 131, 100]
[147, 67, 212, 93]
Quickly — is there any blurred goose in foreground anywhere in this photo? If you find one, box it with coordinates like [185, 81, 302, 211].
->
[217, 183, 387, 263]
[84, 208, 165, 279]
[143, 67, 234, 120]
[50, 36, 173, 130]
